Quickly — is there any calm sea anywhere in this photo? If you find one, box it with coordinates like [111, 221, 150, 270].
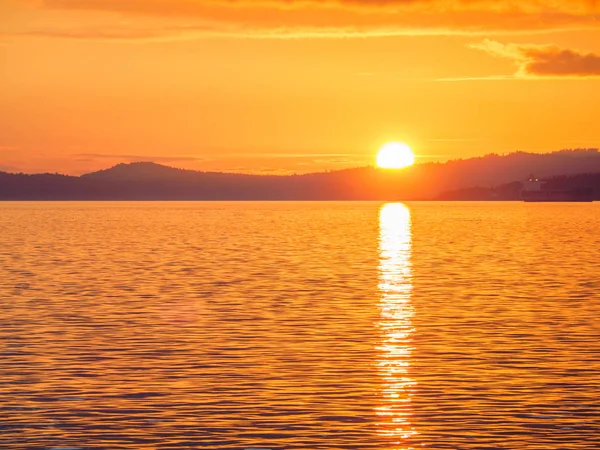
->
[1, 202, 599, 449]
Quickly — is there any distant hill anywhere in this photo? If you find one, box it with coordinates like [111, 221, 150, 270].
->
[1, 149, 600, 200]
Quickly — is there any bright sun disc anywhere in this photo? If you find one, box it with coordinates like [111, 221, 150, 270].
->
[376, 143, 415, 169]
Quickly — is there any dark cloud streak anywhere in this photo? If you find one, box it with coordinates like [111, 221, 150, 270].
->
[31, 0, 600, 37]
[41, 0, 600, 14]
[472, 39, 600, 78]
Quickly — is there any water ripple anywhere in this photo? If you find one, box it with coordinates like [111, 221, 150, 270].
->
[1, 201, 599, 449]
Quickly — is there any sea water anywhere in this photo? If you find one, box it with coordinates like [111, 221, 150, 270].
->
[1, 201, 599, 449]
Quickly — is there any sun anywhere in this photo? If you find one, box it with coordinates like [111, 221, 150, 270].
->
[376, 142, 415, 169]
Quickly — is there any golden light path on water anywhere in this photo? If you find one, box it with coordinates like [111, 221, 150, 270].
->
[377, 203, 417, 448]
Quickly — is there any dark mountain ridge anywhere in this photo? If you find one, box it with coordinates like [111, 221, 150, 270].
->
[2, 149, 600, 200]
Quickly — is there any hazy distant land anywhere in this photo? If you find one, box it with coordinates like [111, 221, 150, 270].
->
[2, 149, 600, 201]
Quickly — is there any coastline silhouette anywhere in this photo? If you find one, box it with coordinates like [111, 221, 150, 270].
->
[1, 149, 599, 201]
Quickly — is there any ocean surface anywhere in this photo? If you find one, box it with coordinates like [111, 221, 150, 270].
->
[1, 201, 599, 449]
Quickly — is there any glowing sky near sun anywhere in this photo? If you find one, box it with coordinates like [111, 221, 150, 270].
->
[1, 0, 600, 174]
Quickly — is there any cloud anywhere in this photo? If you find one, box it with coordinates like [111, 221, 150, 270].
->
[40, 0, 600, 15]
[70, 152, 367, 175]
[471, 39, 600, 78]
[1, 28, 209, 42]
[73, 153, 206, 162]
[2, 0, 597, 41]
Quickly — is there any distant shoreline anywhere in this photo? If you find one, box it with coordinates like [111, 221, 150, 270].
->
[2, 150, 599, 201]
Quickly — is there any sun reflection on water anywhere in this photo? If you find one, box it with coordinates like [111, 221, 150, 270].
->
[377, 203, 417, 448]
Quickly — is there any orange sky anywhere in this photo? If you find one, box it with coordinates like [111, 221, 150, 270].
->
[1, 0, 600, 174]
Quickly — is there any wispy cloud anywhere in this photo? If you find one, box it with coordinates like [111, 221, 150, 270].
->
[67, 152, 368, 174]
[437, 75, 519, 81]
[470, 39, 600, 78]
[39, 0, 600, 16]
[2, 0, 599, 42]
[73, 153, 206, 163]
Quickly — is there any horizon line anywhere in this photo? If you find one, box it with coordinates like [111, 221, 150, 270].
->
[2, 148, 600, 177]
